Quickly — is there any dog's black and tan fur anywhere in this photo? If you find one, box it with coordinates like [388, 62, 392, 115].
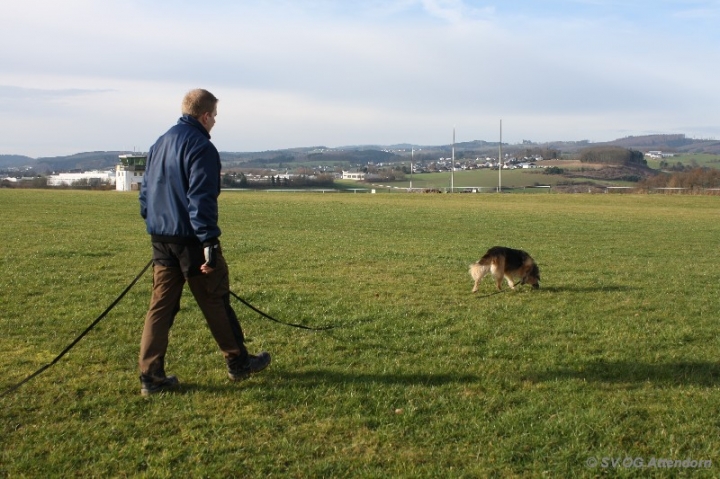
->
[470, 246, 540, 292]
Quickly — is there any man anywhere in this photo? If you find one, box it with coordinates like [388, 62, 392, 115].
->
[138, 88, 270, 396]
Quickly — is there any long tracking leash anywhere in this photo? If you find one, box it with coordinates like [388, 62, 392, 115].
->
[2, 258, 521, 397]
[1, 259, 335, 398]
[0, 259, 153, 398]
[229, 291, 335, 331]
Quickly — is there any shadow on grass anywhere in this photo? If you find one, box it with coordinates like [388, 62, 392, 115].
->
[538, 284, 635, 293]
[276, 369, 482, 387]
[470, 284, 634, 297]
[322, 331, 421, 355]
[525, 360, 720, 387]
[167, 370, 482, 394]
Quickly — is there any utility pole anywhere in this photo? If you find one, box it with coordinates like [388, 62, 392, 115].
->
[498, 119, 502, 193]
[410, 148, 413, 191]
[451, 126, 455, 193]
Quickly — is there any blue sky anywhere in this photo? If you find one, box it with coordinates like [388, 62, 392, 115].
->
[1, 0, 718, 157]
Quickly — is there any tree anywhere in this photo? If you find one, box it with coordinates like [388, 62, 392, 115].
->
[578, 147, 646, 166]
[639, 167, 720, 190]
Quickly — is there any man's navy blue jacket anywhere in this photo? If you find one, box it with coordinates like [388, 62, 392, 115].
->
[139, 115, 222, 245]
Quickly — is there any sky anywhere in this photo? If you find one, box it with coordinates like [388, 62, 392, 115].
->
[1, 0, 719, 158]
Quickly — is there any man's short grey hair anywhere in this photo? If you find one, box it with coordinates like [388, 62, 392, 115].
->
[182, 89, 218, 118]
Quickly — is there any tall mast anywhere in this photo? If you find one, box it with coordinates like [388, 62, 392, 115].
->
[451, 126, 455, 193]
[498, 119, 502, 193]
[410, 147, 413, 191]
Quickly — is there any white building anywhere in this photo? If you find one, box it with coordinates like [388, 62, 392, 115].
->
[646, 150, 675, 159]
[116, 154, 146, 191]
[342, 171, 366, 180]
[47, 170, 116, 187]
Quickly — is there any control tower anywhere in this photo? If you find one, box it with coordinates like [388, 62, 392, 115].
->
[116, 154, 147, 191]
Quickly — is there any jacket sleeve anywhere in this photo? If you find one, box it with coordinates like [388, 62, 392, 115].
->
[186, 144, 222, 244]
[138, 147, 151, 220]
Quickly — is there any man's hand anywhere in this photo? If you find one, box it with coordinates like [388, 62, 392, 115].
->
[202, 240, 219, 274]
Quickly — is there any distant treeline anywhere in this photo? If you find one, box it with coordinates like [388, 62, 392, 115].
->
[307, 150, 399, 163]
[578, 146, 646, 166]
[232, 149, 402, 168]
[640, 168, 720, 190]
[608, 133, 690, 149]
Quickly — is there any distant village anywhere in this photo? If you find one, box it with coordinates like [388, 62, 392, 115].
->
[0, 152, 562, 189]
[0, 148, 679, 189]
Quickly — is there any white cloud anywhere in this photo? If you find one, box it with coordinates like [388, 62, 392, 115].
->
[0, 0, 719, 156]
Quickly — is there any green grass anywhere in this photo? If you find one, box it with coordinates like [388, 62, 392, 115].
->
[645, 153, 720, 170]
[393, 169, 561, 190]
[2, 189, 720, 477]
[364, 168, 634, 191]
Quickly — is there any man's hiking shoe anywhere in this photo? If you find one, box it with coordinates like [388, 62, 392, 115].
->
[140, 374, 179, 396]
[228, 352, 271, 381]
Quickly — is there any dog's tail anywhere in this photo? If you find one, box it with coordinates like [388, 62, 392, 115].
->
[469, 261, 489, 281]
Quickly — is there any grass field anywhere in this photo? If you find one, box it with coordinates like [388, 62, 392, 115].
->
[645, 153, 720, 171]
[363, 167, 638, 192]
[1, 189, 719, 477]
[381, 152, 720, 191]
[384, 169, 560, 190]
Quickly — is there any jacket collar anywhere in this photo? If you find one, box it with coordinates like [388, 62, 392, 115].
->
[177, 114, 211, 139]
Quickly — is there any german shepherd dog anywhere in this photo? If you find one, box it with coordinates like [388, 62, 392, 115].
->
[470, 246, 540, 292]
